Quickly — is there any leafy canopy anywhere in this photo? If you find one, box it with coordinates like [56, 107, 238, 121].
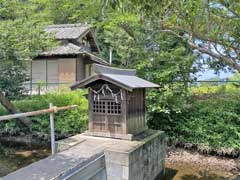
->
[0, 0, 55, 99]
[105, 0, 240, 72]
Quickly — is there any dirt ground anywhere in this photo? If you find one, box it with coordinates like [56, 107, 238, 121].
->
[165, 148, 240, 180]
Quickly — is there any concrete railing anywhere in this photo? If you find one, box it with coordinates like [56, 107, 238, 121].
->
[58, 154, 106, 180]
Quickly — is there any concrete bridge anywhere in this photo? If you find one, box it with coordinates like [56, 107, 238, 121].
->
[2, 130, 166, 180]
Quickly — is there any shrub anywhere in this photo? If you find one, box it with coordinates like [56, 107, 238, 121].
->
[0, 89, 88, 138]
[147, 83, 240, 154]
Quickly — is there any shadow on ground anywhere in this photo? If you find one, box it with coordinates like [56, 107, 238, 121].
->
[164, 168, 237, 180]
[164, 168, 178, 179]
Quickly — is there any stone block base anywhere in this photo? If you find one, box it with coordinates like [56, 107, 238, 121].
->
[84, 131, 134, 140]
[104, 130, 166, 180]
[3, 131, 165, 180]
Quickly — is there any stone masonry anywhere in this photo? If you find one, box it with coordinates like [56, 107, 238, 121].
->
[2, 130, 166, 180]
[104, 131, 166, 180]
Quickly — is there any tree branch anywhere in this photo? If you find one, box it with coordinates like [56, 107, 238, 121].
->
[162, 23, 240, 52]
[159, 29, 186, 39]
[119, 23, 136, 40]
[192, 32, 240, 52]
[219, 0, 240, 18]
[0, 90, 32, 128]
[188, 40, 240, 72]
[160, 24, 240, 72]
[101, 0, 109, 19]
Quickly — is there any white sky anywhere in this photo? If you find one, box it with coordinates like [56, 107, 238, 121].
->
[196, 69, 234, 80]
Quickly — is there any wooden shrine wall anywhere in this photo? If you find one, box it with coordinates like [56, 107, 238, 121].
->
[126, 89, 146, 134]
[88, 82, 126, 134]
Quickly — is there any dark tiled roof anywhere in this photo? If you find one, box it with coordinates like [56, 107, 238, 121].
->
[41, 43, 84, 56]
[45, 24, 90, 40]
[71, 64, 159, 91]
[39, 43, 109, 65]
[83, 52, 110, 66]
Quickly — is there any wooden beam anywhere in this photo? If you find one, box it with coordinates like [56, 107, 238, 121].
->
[0, 105, 78, 121]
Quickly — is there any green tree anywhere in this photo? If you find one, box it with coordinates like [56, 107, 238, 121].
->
[30, 0, 102, 24]
[105, 0, 240, 72]
[0, 0, 55, 127]
[97, 11, 197, 129]
[0, 19, 54, 99]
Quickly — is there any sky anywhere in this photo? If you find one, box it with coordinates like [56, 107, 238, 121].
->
[194, 50, 235, 80]
[196, 69, 234, 80]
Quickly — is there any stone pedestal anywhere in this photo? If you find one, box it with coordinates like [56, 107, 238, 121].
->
[85, 130, 134, 141]
[54, 130, 166, 180]
[104, 130, 166, 180]
[3, 131, 165, 180]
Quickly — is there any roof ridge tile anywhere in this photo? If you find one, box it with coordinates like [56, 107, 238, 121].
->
[46, 23, 89, 29]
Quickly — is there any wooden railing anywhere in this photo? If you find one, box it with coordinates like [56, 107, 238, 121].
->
[0, 104, 78, 155]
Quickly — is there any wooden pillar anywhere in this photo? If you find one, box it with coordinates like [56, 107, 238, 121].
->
[46, 59, 48, 90]
[88, 89, 94, 132]
[143, 89, 146, 127]
[30, 60, 33, 95]
[49, 103, 55, 155]
[122, 89, 128, 134]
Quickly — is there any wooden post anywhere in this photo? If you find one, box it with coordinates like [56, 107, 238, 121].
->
[38, 83, 41, 95]
[30, 61, 33, 95]
[46, 60, 48, 91]
[109, 47, 113, 64]
[49, 103, 55, 155]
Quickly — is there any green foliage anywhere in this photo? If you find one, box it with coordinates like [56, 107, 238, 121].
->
[0, 0, 239, 154]
[148, 83, 240, 152]
[0, 19, 55, 99]
[184, 96, 240, 150]
[0, 90, 88, 137]
[98, 12, 198, 135]
[35, 0, 102, 24]
[229, 73, 240, 81]
[97, 12, 142, 66]
[0, 0, 57, 99]
[95, 7, 240, 153]
[107, 0, 240, 72]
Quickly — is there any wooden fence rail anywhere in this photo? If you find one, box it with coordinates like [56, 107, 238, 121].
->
[0, 105, 78, 121]
[0, 104, 78, 155]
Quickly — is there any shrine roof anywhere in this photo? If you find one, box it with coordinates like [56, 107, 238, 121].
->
[71, 64, 159, 91]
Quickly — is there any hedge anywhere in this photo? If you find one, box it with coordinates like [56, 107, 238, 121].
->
[148, 84, 240, 156]
[0, 85, 239, 156]
[0, 89, 88, 138]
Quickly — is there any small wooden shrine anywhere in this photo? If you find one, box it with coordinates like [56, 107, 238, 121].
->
[71, 64, 159, 140]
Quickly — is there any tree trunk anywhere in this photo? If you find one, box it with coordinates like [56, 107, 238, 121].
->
[0, 90, 32, 127]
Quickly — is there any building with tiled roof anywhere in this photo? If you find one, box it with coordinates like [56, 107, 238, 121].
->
[29, 24, 109, 93]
